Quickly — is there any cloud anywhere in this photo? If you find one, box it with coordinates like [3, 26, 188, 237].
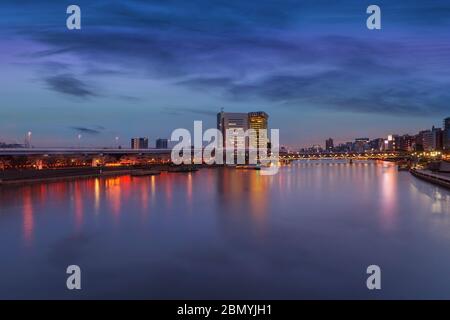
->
[161, 106, 217, 116]
[176, 77, 234, 91]
[70, 126, 103, 135]
[224, 72, 450, 116]
[8, 0, 450, 117]
[117, 95, 141, 102]
[44, 74, 97, 98]
[172, 34, 450, 116]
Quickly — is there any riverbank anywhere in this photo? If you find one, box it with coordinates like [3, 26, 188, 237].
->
[410, 168, 450, 189]
[0, 165, 204, 186]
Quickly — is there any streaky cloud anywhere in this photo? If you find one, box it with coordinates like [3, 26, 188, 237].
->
[70, 126, 103, 135]
[44, 74, 96, 98]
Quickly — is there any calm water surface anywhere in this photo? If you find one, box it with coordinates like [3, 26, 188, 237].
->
[1, 160, 450, 299]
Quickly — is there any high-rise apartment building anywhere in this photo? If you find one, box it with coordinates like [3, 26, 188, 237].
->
[217, 111, 249, 150]
[423, 127, 443, 151]
[369, 138, 384, 152]
[325, 138, 334, 152]
[415, 131, 428, 151]
[385, 135, 399, 151]
[248, 111, 269, 150]
[444, 117, 450, 151]
[217, 110, 270, 155]
[398, 135, 415, 151]
[354, 138, 369, 153]
[131, 137, 149, 149]
[422, 130, 433, 151]
[156, 138, 168, 149]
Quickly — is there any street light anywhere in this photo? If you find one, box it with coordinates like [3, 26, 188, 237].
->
[26, 131, 32, 148]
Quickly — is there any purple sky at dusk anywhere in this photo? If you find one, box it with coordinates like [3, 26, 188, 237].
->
[1, 0, 449, 148]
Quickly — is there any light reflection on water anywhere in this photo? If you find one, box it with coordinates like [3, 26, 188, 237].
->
[1, 160, 450, 299]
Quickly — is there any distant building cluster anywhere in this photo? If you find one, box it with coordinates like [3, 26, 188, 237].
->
[130, 137, 168, 150]
[0, 131, 32, 149]
[302, 116, 450, 153]
[0, 142, 23, 149]
[131, 137, 149, 149]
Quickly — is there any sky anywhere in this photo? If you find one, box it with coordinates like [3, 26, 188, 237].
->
[0, 0, 449, 148]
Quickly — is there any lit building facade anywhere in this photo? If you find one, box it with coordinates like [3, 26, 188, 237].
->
[415, 131, 428, 151]
[354, 138, 369, 153]
[369, 138, 384, 152]
[217, 110, 270, 161]
[423, 127, 443, 151]
[385, 135, 397, 151]
[422, 130, 433, 151]
[248, 111, 269, 150]
[398, 135, 415, 151]
[217, 111, 249, 150]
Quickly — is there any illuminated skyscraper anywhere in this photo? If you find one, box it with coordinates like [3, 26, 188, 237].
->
[248, 111, 269, 151]
[217, 111, 248, 150]
[216, 110, 269, 161]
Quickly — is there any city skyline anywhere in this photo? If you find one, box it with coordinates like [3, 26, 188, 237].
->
[1, 115, 448, 151]
[1, 1, 450, 147]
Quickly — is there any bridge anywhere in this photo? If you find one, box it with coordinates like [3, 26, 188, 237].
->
[0, 147, 416, 170]
[0, 148, 411, 157]
[279, 151, 411, 161]
[0, 148, 173, 170]
[0, 148, 172, 156]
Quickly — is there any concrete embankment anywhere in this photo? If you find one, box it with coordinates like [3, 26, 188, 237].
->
[0, 167, 133, 186]
[0, 165, 204, 186]
[410, 168, 450, 189]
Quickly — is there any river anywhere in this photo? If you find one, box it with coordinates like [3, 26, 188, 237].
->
[1, 160, 450, 299]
